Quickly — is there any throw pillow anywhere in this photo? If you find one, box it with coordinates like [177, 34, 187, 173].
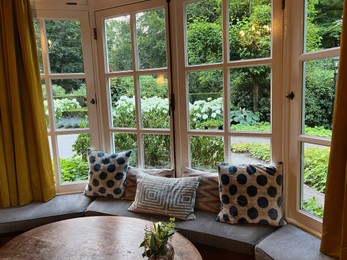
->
[84, 149, 132, 199]
[128, 174, 200, 220]
[123, 167, 175, 201]
[182, 167, 220, 213]
[216, 163, 286, 226]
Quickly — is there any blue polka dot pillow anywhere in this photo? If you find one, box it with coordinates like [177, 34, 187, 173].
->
[84, 149, 132, 199]
[216, 163, 286, 226]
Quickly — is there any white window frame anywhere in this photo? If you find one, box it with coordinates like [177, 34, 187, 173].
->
[34, 10, 99, 193]
[284, 0, 339, 235]
[95, 0, 175, 168]
[171, 0, 284, 174]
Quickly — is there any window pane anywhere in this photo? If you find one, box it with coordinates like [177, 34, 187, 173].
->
[188, 70, 223, 130]
[186, 0, 222, 65]
[301, 143, 329, 218]
[304, 0, 343, 52]
[41, 80, 50, 129]
[302, 58, 336, 138]
[57, 134, 89, 183]
[136, 9, 167, 69]
[230, 66, 271, 131]
[190, 135, 224, 171]
[139, 75, 169, 129]
[51, 79, 88, 130]
[109, 77, 136, 128]
[33, 19, 44, 73]
[143, 134, 171, 168]
[231, 137, 271, 164]
[113, 133, 138, 167]
[45, 20, 84, 73]
[229, 0, 271, 60]
[105, 15, 132, 72]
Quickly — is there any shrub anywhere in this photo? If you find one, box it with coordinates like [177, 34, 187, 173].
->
[72, 134, 90, 162]
[303, 196, 324, 218]
[44, 98, 81, 120]
[190, 136, 224, 170]
[59, 157, 88, 182]
[303, 146, 330, 193]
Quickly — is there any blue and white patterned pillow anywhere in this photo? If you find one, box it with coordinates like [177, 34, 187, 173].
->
[216, 163, 286, 227]
[128, 174, 200, 220]
[84, 149, 131, 199]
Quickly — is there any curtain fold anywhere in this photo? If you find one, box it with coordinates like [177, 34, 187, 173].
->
[0, 0, 56, 208]
[320, 0, 347, 258]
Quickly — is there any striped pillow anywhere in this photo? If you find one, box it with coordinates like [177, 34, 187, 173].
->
[183, 167, 220, 213]
[123, 167, 174, 201]
[128, 174, 200, 220]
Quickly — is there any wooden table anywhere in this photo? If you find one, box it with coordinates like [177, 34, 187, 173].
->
[0, 216, 202, 260]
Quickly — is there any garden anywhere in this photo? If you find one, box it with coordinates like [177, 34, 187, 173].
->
[37, 0, 343, 219]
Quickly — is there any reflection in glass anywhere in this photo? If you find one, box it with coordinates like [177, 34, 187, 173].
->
[185, 0, 222, 65]
[136, 9, 167, 69]
[229, 0, 271, 60]
[45, 20, 84, 73]
[109, 77, 136, 128]
[143, 134, 171, 168]
[230, 137, 271, 164]
[302, 58, 335, 138]
[33, 19, 44, 73]
[188, 70, 223, 130]
[230, 66, 271, 131]
[105, 15, 132, 72]
[301, 143, 330, 218]
[190, 135, 224, 171]
[139, 75, 169, 129]
[51, 79, 88, 130]
[304, 0, 343, 52]
[113, 133, 138, 167]
[57, 134, 89, 183]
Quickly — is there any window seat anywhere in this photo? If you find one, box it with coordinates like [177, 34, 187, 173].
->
[0, 194, 336, 259]
[0, 193, 93, 235]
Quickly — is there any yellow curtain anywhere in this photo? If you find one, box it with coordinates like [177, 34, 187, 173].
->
[0, 0, 56, 207]
[321, 0, 347, 258]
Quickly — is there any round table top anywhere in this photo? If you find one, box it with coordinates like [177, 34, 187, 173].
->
[0, 216, 202, 260]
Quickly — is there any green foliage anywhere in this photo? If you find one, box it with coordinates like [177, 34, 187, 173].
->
[72, 134, 90, 162]
[231, 143, 270, 163]
[303, 196, 324, 218]
[304, 59, 335, 129]
[305, 126, 332, 138]
[231, 122, 270, 131]
[140, 218, 176, 258]
[136, 9, 167, 69]
[230, 108, 259, 125]
[303, 146, 330, 193]
[59, 158, 88, 182]
[190, 136, 224, 170]
[144, 135, 171, 168]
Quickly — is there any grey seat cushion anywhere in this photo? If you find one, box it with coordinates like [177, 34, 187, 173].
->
[0, 193, 93, 234]
[86, 197, 277, 255]
[254, 224, 336, 260]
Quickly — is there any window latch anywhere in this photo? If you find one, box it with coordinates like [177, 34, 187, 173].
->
[90, 98, 96, 105]
[286, 92, 295, 100]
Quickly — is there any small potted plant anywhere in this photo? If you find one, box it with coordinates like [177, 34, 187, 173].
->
[140, 218, 176, 259]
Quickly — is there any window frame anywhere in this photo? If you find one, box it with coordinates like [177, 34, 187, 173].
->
[95, 0, 175, 169]
[172, 0, 284, 172]
[285, 0, 340, 235]
[34, 10, 99, 193]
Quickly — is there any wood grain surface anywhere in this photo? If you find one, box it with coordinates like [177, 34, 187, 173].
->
[0, 216, 202, 260]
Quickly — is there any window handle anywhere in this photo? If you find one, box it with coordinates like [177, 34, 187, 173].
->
[90, 98, 96, 104]
[286, 92, 295, 100]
